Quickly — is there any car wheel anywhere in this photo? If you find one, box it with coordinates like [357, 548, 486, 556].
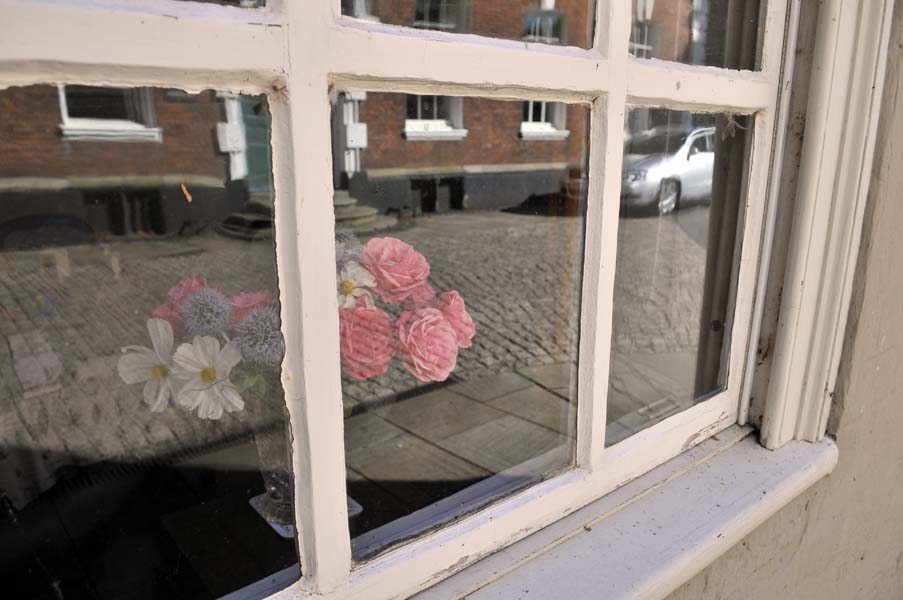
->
[657, 179, 680, 215]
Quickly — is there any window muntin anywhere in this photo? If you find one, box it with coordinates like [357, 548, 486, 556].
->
[341, 0, 595, 49]
[630, 0, 765, 70]
[333, 91, 589, 558]
[610, 108, 749, 445]
[0, 84, 298, 598]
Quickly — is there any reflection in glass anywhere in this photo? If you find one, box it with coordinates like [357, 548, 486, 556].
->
[0, 85, 298, 598]
[331, 91, 589, 558]
[342, 0, 596, 49]
[630, 0, 763, 70]
[608, 107, 750, 446]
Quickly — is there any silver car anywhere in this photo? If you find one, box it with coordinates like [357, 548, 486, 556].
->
[620, 126, 716, 215]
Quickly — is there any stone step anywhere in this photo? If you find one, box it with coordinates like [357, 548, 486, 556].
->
[333, 190, 357, 207]
[335, 205, 379, 221]
[345, 214, 398, 234]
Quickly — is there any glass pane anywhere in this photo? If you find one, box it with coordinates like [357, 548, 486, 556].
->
[0, 85, 298, 598]
[331, 91, 590, 558]
[342, 0, 596, 50]
[630, 0, 764, 70]
[608, 107, 750, 446]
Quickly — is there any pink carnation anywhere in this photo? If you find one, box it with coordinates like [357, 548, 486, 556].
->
[231, 291, 273, 328]
[362, 237, 431, 303]
[436, 291, 475, 348]
[339, 304, 396, 380]
[396, 308, 458, 382]
[152, 276, 209, 329]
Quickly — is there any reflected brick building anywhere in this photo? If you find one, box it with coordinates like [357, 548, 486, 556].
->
[335, 0, 593, 215]
[0, 86, 269, 248]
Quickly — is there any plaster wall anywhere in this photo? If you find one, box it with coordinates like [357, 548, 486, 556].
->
[667, 3, 903, 598]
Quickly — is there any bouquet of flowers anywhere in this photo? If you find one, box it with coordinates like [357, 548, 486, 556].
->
[336, 233, 475, 383]
[116, 277, 283, 420]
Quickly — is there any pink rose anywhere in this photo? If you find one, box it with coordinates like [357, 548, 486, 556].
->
[231, 291, 273, 328]
[152, 276, 209, 328]
[339, 304, 396, 380]
[405, 281, 436, 309]
[436, 290, 475, 348]
[362, 237, 431, 303]
[396, 308, 458, 382]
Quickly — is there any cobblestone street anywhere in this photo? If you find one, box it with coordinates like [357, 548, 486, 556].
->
[0, 207, 711, 510]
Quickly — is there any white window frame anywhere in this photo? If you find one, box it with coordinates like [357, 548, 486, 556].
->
[404, 94, 468, 140]
[57, 83, 162, 142]
[521, 99, 569, 140]
[0, 0, 893, 599]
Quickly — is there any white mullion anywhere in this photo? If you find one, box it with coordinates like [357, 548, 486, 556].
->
[627, 61, 774, 113]
[276, 0, 353, 594]
[326, 22, 610, 96]
[576, 0, 631, 470]
[0, 0, 283, 91]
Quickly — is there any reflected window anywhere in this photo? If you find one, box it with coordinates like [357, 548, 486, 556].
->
[60, 85, 161, 142]
[521, 100, 570, 141]
[341, 0, 594, 49]
[630, 0, 764, 70]
[414, 0, 466, 31]
[331, 91, 590, 558]
[524, 8, 566, 44]
[609, 107, 750, 445]
[404, 94, 467, 140]
[0, 85, 298, 598]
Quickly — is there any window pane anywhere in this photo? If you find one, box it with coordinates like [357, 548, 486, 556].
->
[331, 91, 590, 558]
[342, 0, 596, 50]
[65, 85, 132, 120]
[0, 85, 298, 597]
[608, 107, 750, 446]
[630, 0, 764, 70]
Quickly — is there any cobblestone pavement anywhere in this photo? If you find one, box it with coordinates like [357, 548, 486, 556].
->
[0, 208, 712, 506]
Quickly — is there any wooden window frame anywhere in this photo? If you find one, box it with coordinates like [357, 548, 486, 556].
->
[0, 0, 893, 598]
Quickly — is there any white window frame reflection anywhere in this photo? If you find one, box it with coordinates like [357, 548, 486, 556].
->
[2, 0, 892, 598]
[404, 94, 468, 140]
[521, 100, 569, 140]
[57, 84, 162, 142]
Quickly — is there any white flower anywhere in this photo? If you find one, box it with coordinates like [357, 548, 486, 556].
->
[172, 336, 245, 420]
[337, 261, 376, 308]
[117, 318, 177, 412]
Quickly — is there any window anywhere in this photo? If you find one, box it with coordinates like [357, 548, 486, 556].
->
[5, 0, 889, 598]
[413, 0, 465, 31]
[521, 100, 570, 140]
[524, 8, 566, 45]
[404, 94, 467, 140]
[58, 84, 162, 142]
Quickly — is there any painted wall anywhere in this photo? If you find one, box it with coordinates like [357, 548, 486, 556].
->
[667, 3, 903, 598]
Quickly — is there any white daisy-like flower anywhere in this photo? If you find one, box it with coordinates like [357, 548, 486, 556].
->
[172, 336, 245, 420]
[337, 261, 376, 308]
[117, 318, 177, 412]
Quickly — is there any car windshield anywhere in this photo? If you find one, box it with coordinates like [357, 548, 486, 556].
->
[625, 132, 688, 156]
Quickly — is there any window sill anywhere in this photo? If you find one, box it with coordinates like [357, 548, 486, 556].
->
[520, 129, 570, 141]
[60, 122, 162, 142]
[404, 128, 469, 141]
[413, 426, 838, 600]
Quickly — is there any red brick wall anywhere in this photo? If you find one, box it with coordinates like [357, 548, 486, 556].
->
[650, 0, 693, 63]
[0, 85, 227, 180]
[360, 93, 589, 171]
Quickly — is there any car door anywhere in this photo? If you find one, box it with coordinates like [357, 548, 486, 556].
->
[681, 132, 715, 201]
